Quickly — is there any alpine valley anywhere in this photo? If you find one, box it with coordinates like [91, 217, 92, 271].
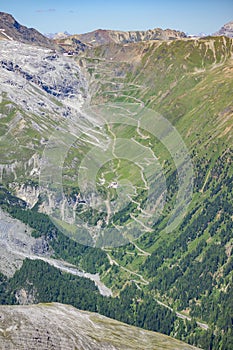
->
[0, 12, 232, 350]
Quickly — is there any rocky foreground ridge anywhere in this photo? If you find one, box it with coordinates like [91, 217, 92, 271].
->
[0, 303, 201, 350]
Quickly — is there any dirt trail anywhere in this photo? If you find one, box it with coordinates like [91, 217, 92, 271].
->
[155, 298, 209, 330]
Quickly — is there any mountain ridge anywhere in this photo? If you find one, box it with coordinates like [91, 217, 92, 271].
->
[0, 302, 201, 350]
[55, 27, 187, 48]
[0, 12, 57, 49]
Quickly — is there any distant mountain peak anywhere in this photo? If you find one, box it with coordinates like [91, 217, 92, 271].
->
[214, 20, 233, 38]
[45, 31, 71, 39]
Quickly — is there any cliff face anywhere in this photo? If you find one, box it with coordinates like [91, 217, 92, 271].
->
[0, 303, 201, 350]
[0, 12, 56, 48]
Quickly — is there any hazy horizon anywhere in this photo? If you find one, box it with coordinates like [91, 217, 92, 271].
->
[0, 0, 232, 36]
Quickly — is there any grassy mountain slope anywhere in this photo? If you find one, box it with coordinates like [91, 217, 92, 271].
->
[0, 34, 232, 349]
[76, 36, 233, 349]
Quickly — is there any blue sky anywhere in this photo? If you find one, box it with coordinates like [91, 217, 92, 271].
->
[1, 0, 232, 35]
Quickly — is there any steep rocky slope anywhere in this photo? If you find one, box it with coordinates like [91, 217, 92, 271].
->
[0, 303, 201, 350]
[0, 209, 49, 277]
[0, 208, 112, 296]
[0, 39, 87, 184]
[0, 12, 56, 48]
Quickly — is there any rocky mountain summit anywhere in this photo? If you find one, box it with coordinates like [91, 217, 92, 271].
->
[45, 31, 71, 39]
[0, 303, 201, 350]
[0, 12, 56, 48]
[215, 21, 233, 38]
